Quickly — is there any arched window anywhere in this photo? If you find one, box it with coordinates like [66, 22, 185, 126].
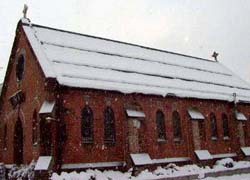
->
[81, 105, 93, 143]
[3, 124, 7, 149]
[210, 113, 218, 139]
[16, 55, 25, 81]
[173, 111, 182, 140]
[104, 107, 115, 143]
[32, 110, 38, 145]
[222, 113, 229, 138]
[156, 110, 166, 141]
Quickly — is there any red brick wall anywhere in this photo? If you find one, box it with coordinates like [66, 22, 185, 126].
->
[61, 88, 250, 164]
[61, 89, 126, 163]
[0, 25, 48, 164]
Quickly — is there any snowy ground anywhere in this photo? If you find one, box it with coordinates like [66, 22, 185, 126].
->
[51, 158, 250, 180]
[204, 173, 250, 180]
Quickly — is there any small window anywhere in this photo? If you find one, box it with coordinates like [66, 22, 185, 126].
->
[81, 105, 94, 143]
[173, 111, 182, 141]
[104, 107, 115, 143]
[32, 110, 38, 145]
[16, 55, 25, 81]
[222, 113, 229, 138]
[156, 110, 166, 141]
[9, 90, 25, 109]
[3, 124, 7, 149]
[210, 113, 218, 139]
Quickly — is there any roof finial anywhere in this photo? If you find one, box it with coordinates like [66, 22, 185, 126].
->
[212, 51, 219, 62]
[23, 4, 28, 18]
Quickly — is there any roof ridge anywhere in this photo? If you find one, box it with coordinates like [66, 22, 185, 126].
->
[22, 21, 216, 63]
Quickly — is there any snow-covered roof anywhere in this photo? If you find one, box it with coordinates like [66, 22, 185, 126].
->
[212, 153, 237, 159]
[21, 18, 250, 102]
[130, 153, 152, 165]
[126, 109, 145, 118]
[235, 111, 247, 121]
[241, 147, 250, 156]
[61, 161, 125, 170]
[39, 100, 55, 114]
[152, 157, 191, 164]
[188, 108, 205, 120]
[34, 156, 53, 170]
[194, 150, 213, 160]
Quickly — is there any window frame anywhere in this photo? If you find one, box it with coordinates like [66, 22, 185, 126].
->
[222, 113, 230, 139]
[210, 113, 218, 140]
[104, 106, 116, 144]
[172, 111, 182, 141]
[156, 110, 166, 142]
[81, 105, 94, 143]
[16, 55, 25, 81]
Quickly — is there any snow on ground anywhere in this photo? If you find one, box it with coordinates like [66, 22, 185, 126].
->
[51, 158, 250, 180]
[204, 173, 250, 180]
[8, 160, 36, 179]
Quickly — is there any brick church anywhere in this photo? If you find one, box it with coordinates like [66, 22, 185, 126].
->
[1, 18, 250, 172]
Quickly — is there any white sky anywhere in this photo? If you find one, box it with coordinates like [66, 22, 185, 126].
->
[1, 0, 250, 83]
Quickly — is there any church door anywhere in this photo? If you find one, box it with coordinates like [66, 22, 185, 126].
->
[13, 118, 23, 165]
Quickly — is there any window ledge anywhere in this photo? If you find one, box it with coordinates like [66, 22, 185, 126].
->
[211, 137, 218, 141]
[174, 138, 181, 143]
[104, 140, 116, 145]
[223, 136, 230, 140]
[82, 140, 94, 144]
[157, 139, 166, 143]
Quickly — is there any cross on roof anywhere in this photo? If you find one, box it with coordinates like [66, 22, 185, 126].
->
[23, 4, 28, 18]
[212, 51, 219, 61]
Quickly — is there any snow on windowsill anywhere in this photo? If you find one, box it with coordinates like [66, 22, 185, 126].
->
[223, 136, 230, 140]
[51, 158, 250, 180]
[104, 140, 116, 146]
[212, 153, 237, 159]
[157, 139, 166, 143]
[211, 137, 218, 141]
[173, 138, 182, 143]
